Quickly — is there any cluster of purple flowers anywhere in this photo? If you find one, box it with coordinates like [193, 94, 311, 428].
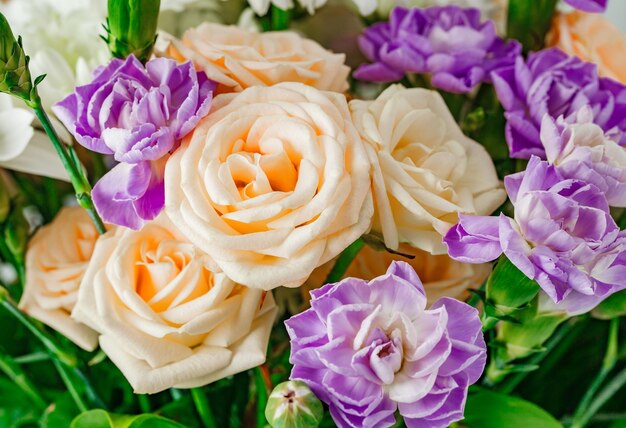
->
[355, 6, 521, 93]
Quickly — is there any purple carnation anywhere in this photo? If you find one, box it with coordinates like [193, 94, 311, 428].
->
[286, 261, 486, 428]
[564, 0, 607, 12]
[444, 156, 626, 315]
[53, 55, 215, 230]
[354, 6, 521, 93]
[492, 48, 626, 159]
[541, 108, 626, 208]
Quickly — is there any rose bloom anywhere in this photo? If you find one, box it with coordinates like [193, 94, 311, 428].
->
[19, 207, 101, 351]
[286, 261, 486, 428]
[165, 82, 373, 290]
[164, 23, 350, 93]
[350, 85, 505, 254]
[547, 11, 626, 85]
[72, 216, 277, 394]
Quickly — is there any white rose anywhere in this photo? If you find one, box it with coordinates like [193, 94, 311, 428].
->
[165, 82, 373, 290]
[72, 216, 277, 394]
[349, 85, 506, 254]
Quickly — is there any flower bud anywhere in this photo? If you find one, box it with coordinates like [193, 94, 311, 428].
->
[0, 13, 33, 101]
[105, 0, 161, 63]
[482, 256, 540, 327]
[265, 380, 323, 428]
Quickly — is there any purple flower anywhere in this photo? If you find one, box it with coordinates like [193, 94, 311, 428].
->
[541, 108, 626, 207]
[444, 156, 626, 315]
[564, 0, 608, 12]
[53, 55, 215, 230]
[286, 261, 486, 428]
[354, 6, 521, 93]
[492, 48, 626, 159]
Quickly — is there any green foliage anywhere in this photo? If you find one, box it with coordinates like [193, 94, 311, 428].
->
[506, 0, 559, 53]
[464, 389, 563, 428]
[71, 409, 185, 428]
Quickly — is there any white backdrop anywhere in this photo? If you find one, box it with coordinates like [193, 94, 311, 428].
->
[606, 1, 626, 32]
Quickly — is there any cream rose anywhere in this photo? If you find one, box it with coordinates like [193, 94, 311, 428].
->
[19, 207, 100, 351]
[349, 85, 506, 254]
[164, 23, 350, 93]
[165, 82, 373, 290]
[547, 12, 626, 84]
[72, 216, 277, 394]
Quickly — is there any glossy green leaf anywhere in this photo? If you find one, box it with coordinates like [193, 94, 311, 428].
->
[70, 409, 185, 428]
[464, 389, 563, 428]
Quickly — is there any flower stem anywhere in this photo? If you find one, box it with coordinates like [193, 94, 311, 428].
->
[0, 287, 77, 367]
[570, 318, 620, 428]
[0, 351, 47, 410]
[191, 387, 217, 428]
[255, 367, 269, 428]
[324, 238, 365, 285]
[27, 96, 106, 234]
[53, 358, 88, 413]
[138, 394, 151, 413]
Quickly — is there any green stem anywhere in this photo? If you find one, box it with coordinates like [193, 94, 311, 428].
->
[191, 387, 217, 428]
[0, 351, 47, 410]
[0, 287, 77, 367]
[270, 5, 291, 31]
[570, 318, 620, 428]
[13, 351, 49, 365]
[53, 359, 88, 413]
[28, 98, 106, 234]
[324, 238, 365, 285]
[138, 394, 151, 413]
[255, 367, 269, 428]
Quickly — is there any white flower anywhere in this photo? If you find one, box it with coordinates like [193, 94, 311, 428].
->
[246, 0, 328, 15]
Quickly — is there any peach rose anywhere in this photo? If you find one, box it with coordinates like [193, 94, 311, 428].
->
[164, 23, 350, 93]
[349, 85, 506, 254]
[547, 11, 626, 84]
[165, 82, 373, 290]
[72, 216, 277, 394]
[19, 207, 100, 351]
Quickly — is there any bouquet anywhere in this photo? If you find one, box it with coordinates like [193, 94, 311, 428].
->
[0, 0, 625, 427]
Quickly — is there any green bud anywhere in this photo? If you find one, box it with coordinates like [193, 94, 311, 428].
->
[486, 297, 567, 384]
[4, 204, 29, 260]
[105, 0, 161, 64]
[483, 256, 540, 324]
[265, 381, 323, 428]
[0, 13, 33, 101]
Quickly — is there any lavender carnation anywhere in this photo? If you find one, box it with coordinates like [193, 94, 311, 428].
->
[492, 48, 626, 159]
[354, 6, 521, 93]
[286, 261, 486, 428]
[541, 108, 626, 208]
[444, 156, 626, 315]
[53, 55, 215, 230]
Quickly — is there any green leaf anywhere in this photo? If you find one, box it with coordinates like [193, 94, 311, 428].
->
[0, 377, 40, 427]
[40, 393, 79, 427]
[592, 290, 626, 320]
[464, 389, 563, 428]
[71, 409, 185, 428]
